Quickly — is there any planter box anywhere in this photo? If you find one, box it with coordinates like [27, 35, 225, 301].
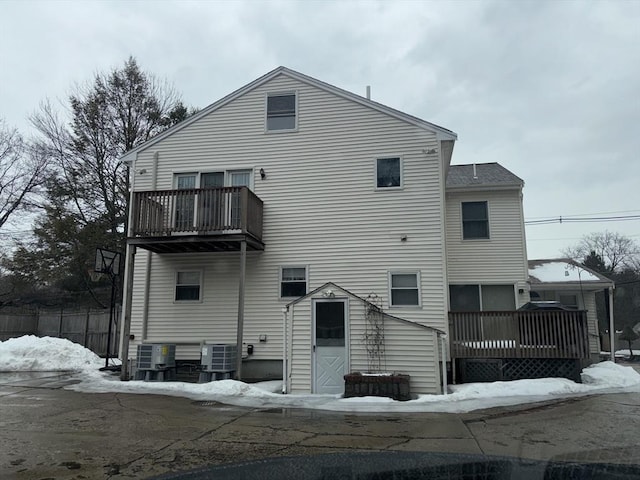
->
[343, 372, 410, 401]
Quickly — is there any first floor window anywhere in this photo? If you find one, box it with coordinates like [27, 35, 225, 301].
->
[390, 272, 420, 306]
[376, 157, 402, 188]
[449, 284, 515, 311]
[175, 271, 201, 301]
[280, 266, 307, 298]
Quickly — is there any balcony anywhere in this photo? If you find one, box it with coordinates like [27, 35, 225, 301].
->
[449, 310, 590, 360]
[129, 186, 264, 253]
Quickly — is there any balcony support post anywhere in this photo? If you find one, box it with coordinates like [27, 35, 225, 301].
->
[235, 240, 247, 380]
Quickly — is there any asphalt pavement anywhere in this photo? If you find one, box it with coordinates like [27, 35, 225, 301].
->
[1, 372, 639, 479]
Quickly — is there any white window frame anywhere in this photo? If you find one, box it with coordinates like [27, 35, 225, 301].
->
[265, 91, 298, 133]
[375, 156, 403, 190]
[173, 170, 254, 189]
[174, 270, 203, 303]
[461, 201, 490, 240]
[279, 265, 308, 299]
[388, 271, 421, 308]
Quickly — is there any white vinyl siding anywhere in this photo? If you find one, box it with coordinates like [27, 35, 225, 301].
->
[127, 73, 448, 386]
[446, 189, 528, 303]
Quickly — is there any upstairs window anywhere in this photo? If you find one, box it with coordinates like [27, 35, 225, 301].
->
[462, 201, 489, 239]
[376, 157, 402, 188]
[280, 266, 307, 298]
[267, 93, 296, 131]
[389, 272, 420, 307]
[175, 271, 202, 302]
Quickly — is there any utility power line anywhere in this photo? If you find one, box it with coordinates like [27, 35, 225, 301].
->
[525, 214, 640, 225]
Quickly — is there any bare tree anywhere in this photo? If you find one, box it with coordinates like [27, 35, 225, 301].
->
[0, 120, 48, 231]
[563, 231, 640, 273]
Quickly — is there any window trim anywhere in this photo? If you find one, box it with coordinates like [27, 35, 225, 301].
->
[375, 156, 403, 190]
[265, 91, 298, 133]
[279, 265, 308, 300]
[388, 271, 421, 308]
[174, 270, 203, 303]
[461, 201, 490, 240]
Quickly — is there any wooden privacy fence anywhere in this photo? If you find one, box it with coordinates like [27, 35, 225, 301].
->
[449, 310, 589, 359]
[0, 306, 121, 357]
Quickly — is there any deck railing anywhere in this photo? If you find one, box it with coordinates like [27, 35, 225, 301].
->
[131, 187, 263, 240]
[449, 310, 589, 359]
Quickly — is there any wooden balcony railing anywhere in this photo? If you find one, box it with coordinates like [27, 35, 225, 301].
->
[131, 186, 263, 240]
[449, 310, 589, 359]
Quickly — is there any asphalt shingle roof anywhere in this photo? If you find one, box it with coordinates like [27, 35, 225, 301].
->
[446, 163, 524, 189]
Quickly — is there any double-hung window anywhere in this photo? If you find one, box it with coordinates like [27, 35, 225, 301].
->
[266, 93, 296, 131]
[376, 157, 402, 188]
[280, 266, 307, 298]
[389, 272, 420, 307]
[175, 271, 202, 301]
[461, 201, 489, 239]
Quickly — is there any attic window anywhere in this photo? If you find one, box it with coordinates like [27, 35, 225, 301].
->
[267, 93, 296, 131]
[376, 157, 402, 189]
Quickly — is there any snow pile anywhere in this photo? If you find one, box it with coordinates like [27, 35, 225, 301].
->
[0, 335, 103, 372]
[2, 336, 640, 413]
[581, 361, 640, 387]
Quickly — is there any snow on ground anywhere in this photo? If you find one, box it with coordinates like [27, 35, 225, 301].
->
[2, 336, 640, 413]
[614, 349, 640, 358]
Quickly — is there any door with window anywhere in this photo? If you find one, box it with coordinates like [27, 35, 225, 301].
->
[175, 174, 196, 230]
[199, 172, 224, 229]
[228, 170, 252, 228]
[313, 299, 348, 394]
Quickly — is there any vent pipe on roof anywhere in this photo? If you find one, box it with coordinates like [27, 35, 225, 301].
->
[366, 85, 371, 100]
[472, 163, 478, 179]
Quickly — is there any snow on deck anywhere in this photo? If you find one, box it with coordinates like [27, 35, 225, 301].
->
[2, 336, 640, 413]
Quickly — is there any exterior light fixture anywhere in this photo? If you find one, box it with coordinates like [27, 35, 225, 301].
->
[260, 168, 266, 180]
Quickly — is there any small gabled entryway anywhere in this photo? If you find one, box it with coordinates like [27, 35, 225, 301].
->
[313, 299, 348, 394]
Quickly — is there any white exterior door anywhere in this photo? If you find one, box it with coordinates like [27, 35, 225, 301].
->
[313, 299, 348, 394]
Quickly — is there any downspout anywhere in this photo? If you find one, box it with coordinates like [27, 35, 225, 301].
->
[141, 152, 159, 340]
[440, 333, 448, 395]
[282, 306, 288, 394]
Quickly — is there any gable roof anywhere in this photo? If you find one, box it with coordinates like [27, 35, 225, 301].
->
[528, 258, 614, 290]
[446, 163, 524, 190]
[285, 281, 445, 335]
[120, 66, 457, 162]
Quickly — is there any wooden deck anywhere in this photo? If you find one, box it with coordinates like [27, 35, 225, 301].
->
[129, 186, 264, 253]
[449, 310, 589, 359]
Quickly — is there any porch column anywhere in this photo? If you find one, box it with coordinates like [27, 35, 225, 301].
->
[235, 240, 247, 380]
[119, 244, 137, 381]
[608, 287, 615, 362]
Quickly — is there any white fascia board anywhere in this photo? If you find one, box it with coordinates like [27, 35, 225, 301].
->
[446, 184, 523, 193]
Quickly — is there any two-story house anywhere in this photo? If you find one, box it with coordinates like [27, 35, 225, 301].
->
[118, 67, 600, 395]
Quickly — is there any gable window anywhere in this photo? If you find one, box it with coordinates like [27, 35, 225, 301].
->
[449, 284, 515, 311]
[175, 271, 202, 301]
[376, 157, 402, 188]
[267, 93, 296, 131]
[389, 272, 420, 307]
[280, 266, 307, 298]
[462, 201, 489, 239]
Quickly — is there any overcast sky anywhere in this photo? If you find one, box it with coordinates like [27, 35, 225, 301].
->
[1, 0, 638, 260]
